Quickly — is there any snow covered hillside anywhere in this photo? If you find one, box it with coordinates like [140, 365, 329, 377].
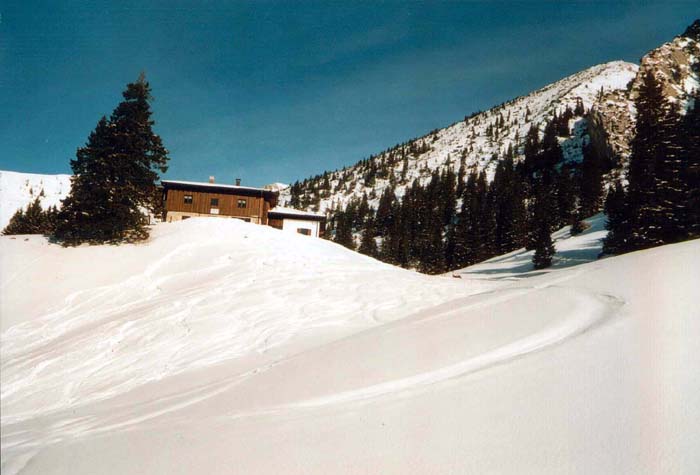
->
[2, 218, 699, 474]
[282, 22, 699, 216]
[453, 212, 609, 281]
[0, 170, 71, 230]
[281, 60, 638, 213]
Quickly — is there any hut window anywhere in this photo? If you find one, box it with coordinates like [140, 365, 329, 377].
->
[297, 228, 312, 236]
[210, 198, 219, 207]
[237, 199, 247, 209]
[184, 195, 193, 204]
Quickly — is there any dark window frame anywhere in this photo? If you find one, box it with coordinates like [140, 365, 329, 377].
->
[237, 199, 247, 209]
[183, 194, 193, 204]
[210, 197, 219, 207]
[297, 228, 312, 236]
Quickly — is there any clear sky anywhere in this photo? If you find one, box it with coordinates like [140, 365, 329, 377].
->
[1, 1, 697, 186]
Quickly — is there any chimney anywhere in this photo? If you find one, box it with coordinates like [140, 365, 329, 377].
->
[235, 178, 241, 186]
[209, 176, 215, 184]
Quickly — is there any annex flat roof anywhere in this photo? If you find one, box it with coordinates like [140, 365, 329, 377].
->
[268, 206, 326, 220]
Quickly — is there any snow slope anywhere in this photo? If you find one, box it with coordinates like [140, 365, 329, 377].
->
[0, 170, 71, 230]
[1, 219, 699, 474]
[280, 61, 638, 213]
[453, 212, 609, 282]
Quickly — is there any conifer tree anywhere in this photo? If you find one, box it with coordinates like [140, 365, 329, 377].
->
[2, 198, 55, 235]
[333, 210, 355, 250]
[375, 187, 396, 236]
[492, 156, 526, 253]
[683, 90, 700, 236]
[570, 206, 586, 236]
[532, 219, 555, 269]
[358, 216, 378, 257]
[441, 167, 457, 226]
[530, 169, 558, 269]
[602, 181, 628, 255]
[626, 71, 679, 250]
[477, 173, 497, 260]
[556, 166, 576, 227]
[54, 74, 169, 244]
[579, 142, 605, 217]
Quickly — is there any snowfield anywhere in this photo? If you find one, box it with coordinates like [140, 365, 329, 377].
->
[1, 218, 699, 474]
[0, 170, 72, 231]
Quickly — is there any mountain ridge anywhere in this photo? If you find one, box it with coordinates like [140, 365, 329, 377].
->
[281, 21, 699, 217]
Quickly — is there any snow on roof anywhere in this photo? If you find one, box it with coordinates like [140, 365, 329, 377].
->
[268, 206, 325, 219]
[161, 179, 272, 193]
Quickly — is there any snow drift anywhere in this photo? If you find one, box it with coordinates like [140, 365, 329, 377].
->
[1, 218, 699, 474]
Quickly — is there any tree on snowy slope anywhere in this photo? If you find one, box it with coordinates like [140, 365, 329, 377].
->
[358, 216, 379, 258]
[682, 89, 700, 237]
[570, 206, 586, 236]
[375, 186, 396, 237]
[556, 165, 576, 228]
[530, 166, 558, 269]
[2, 198, 58, 235]
[602, 181, 629, 255]
[54, 74, 169, 245]
[621, 71, 685, 251]
[333, 209, 355, 250]
[578, 142, 605, 218]
[491, 156, 527, 254]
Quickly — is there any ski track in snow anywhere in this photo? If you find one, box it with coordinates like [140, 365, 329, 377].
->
[1, 277, 625, 464]
[3, 218, 698, 475]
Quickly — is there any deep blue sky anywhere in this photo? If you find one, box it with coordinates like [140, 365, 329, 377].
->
[1, 2, 697, 186]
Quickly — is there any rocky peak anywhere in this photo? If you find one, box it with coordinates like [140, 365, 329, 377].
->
[630, 23, 699, 106]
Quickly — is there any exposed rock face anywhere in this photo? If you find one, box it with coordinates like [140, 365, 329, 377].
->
[591, 20, 700, 175]
[630, 26, 700, 105]
[589, 88, 635, 171]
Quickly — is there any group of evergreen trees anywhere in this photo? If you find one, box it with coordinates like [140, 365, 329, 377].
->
[3, 74, 169, 244]
[329, 70, 698, 274]
[330, 107, 609, 274]
[603, 71, 700, 254]
[2, 196, 58, 236]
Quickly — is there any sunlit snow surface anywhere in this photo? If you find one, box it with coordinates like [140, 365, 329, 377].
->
[1, 217, 699, 474]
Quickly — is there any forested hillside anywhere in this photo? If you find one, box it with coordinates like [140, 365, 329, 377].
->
[282, 21, 700, 274]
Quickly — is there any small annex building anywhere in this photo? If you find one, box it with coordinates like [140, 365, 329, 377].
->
[267, 206, 326, 237]
[161, 178, 326, 237]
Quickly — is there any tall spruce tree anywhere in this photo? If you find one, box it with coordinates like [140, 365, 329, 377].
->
[358, 216, 379, 257]
[579, 142, 605, 217]
[54, 74, 169, 244]
[625, 71, 673, 251]
[602, 181, 629, 255]
[683, 90, 700, 236]
[333, 210, 355, 250]
[556, 165, 576, 228]
[530, 168, 558, 269]
[492, 156, 526, 254]
[375, 186, 396, 236]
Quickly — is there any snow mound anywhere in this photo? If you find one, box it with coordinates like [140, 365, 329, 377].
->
[0, 170, 71, 230]
[0, 218, 483, 424]
[2, 217, 699, 474]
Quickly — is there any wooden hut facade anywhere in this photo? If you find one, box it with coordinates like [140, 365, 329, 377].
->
[161, 179, 326, 237]
[162, 179, 278, 225]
